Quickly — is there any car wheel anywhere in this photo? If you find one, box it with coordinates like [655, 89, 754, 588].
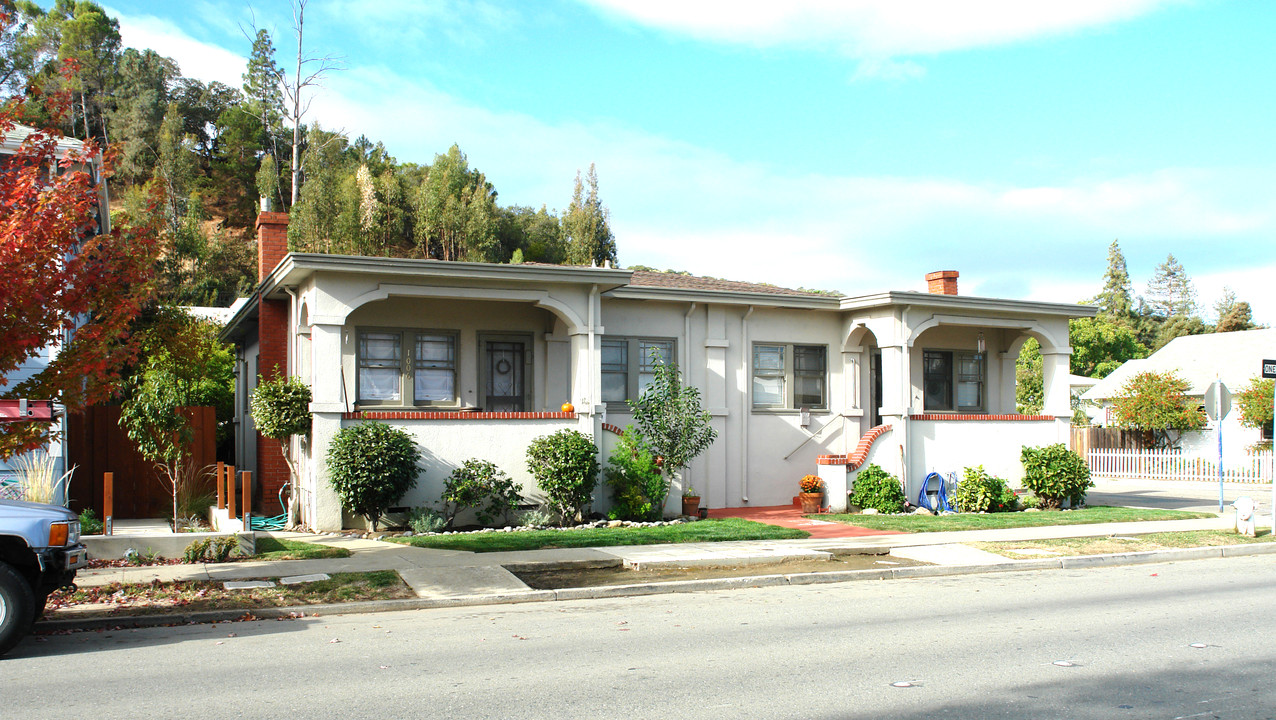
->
[0, 561, 36, 657]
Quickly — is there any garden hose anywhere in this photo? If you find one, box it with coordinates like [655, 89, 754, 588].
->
[248, 485, 290, 531]
[918, 471, 954, 513]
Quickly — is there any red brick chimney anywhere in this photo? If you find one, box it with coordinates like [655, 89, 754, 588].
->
[255, 211, 291, 506]
[925, 270, 959, 295]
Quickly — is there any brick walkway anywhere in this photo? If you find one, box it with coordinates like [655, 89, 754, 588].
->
[707, 504, 905, 539]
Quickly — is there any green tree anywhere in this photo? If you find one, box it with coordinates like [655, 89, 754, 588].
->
[1213, 288, 1256, 333]
[412, 144, 500, 261]
[1109, 370, 1206, 449]
[1015, 337, 1043, 414]
[249, 373, 312, 526]
[563, 163, 617, 266]
[54, 0, 120, 142]
[242, 28, 283, 149]
[288, 125, 357, 253]
[119, 363, 195, 527]
[1142, 253, 1197, 319]
[1093, 239, 1135, 325]
[108, 47, 178, 184]
[627, 350, 717, 516]
[1069, 317, 1147, 378]
[1235, 377, 1273, 446]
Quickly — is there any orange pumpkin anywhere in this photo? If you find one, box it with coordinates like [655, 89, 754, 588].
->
[561, 402, 575, 413]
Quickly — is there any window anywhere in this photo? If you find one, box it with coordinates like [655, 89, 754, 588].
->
[601, 337, 673, 403]
[357, 329, 458, 407]
[923, 350, 984, 412]
[752, 343, 827, 410]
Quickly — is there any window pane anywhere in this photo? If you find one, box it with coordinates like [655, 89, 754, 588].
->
[360, 367, 400, 401]
[639, 340, 671, 370]
[601, 340, 627, 367]
[360, 332, 400, 366]
[793, 346, 826, 373]
[602, 371, 627, 402]
[415, 335, 453, 365]
[753, 376, 784, 407]
[754, 345, 784, 371]
[415, 368, 454, 402]
[794, 375, 825, 408]
[956, 380, 981, 409]
[923, 350, 952, 411]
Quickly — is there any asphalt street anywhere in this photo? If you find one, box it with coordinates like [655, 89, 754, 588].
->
[4, 554, 1275, 719]
[1088, 477, 1274, 513]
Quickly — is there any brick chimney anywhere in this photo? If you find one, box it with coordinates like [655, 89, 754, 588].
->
[925, 270, 959, 296]
[255, 211, 291, 505]
[256, 211, 290, 281]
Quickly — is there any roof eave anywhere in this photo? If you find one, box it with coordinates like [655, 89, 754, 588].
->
[839, 290, 1097, 318]
[605, 285, 841, 309]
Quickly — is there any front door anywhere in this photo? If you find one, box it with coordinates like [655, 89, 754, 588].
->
[485, 340, 526, 411]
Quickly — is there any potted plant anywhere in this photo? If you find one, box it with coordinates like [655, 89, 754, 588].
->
[681, 486, 701, 517]
[799, 474, 824, 514]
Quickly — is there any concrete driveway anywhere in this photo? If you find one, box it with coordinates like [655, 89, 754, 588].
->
[1088, 477, 1274, 513]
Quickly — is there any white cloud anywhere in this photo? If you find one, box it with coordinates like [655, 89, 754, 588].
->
[111, 9, 1276, 327]
[113, 12, 246, 88]
[579, 0, 1182, 57]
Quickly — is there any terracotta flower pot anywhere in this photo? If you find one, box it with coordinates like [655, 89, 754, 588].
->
[682, 496, 701, 517]
[799, 492, 823, 514]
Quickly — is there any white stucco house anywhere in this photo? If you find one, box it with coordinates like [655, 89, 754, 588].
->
[223, 214, 1095, 530]
[1082, 328, 1276, 459]
[0, 124, 109, 494]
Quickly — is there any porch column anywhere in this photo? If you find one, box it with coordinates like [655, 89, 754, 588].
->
[1041, 348, 1073, 417]
[998, 351, 1018, 414]
[306, 321, 346, 531]
[841, 346, 866, 454]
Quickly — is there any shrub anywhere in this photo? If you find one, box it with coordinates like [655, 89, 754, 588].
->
[1020, 443, 1093, 510]
[441, 459, 522, 527]
[526, 429, 599, 524]
[953, 466, 1017, 513]
[605, 430, 664, 521]
[327, 422, 421, 530]
[78, 508, 104, 536]
[407, 507, 446, 534]
[518, 506, 555, 527]
[182, 536, 238, 563]
[849, 464, 905, 514]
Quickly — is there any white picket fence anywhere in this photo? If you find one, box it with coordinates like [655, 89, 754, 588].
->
[1088, 449, 1276, 483]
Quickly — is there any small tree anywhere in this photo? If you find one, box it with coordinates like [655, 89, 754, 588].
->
[604, 428, 664, 521]
[1236, 377, 1274, 448]
[1109, 371, 1206, 449]
[526, 429, 599, 524]
[628, 351, 718, 517]
[120, 366, 194, 527]
[441, 459, 521, 528]
[250, 373, 312, 526]
[326, 422, 420, 530]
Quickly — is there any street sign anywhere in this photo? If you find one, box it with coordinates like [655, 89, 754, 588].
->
[1204, 381, 1231, 422]
[1264, 359, 1276, 379]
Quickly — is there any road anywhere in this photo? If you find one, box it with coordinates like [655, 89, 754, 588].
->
[1089, 477, 1274, 514]
[4, 555, 1276, 719]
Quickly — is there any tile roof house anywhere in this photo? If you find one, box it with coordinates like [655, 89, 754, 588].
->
[223, 215, 1095, 530]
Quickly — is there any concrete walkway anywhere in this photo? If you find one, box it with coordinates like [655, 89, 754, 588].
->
[73, 513, 1243, 601]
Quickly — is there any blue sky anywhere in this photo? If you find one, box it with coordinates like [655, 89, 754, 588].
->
[105, 0, 1275, 322]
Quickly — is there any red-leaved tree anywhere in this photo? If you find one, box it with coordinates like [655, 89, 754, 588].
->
[1, 57, 160, 457]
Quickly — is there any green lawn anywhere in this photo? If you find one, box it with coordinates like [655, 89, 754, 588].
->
[816, 506, 1215, 533]
[249, 536, 352, 560]
[386, 518, 809, 553]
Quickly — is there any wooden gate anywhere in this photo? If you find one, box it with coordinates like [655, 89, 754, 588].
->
[65, 405, 216, 518]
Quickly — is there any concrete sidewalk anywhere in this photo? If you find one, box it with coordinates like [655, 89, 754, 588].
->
[72, 513, 1244, 601]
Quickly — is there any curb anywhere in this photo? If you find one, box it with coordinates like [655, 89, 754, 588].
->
[35, 541, 1276, 634]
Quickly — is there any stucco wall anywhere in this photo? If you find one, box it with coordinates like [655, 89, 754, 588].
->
[907, 418, 1069, 496]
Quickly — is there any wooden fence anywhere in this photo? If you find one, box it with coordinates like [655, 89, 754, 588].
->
[1071, 426, 1148, 456]
[65, 405, 217, 517]
[1087, 448, 1276, 484]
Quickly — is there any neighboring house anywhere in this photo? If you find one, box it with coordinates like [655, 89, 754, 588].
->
[1082, 329, 1276, 458]
[223, 215, 1095, 530]
[0, 124, 109, 491]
